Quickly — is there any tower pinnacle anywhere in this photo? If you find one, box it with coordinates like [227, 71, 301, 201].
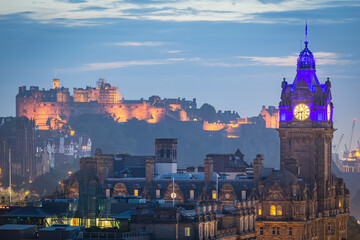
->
[305, 21, 308, 46]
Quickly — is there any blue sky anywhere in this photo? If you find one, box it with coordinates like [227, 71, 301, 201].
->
[0, 0, 359, 155]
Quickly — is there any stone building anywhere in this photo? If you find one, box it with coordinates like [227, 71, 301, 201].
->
[130, 201, 256, 240]
[0, 117, 38, 186]
[254, 36, 350, 239]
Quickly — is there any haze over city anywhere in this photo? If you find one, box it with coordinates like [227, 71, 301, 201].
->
[1, 1, 360, 239]
[1, 1, 360, 153]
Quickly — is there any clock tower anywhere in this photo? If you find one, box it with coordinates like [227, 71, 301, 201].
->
[255, 25, 349, 240]
[278, 37, 334, 208]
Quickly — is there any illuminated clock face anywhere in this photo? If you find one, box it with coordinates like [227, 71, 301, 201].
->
[293, 104, 310, 121]
[171, 192, 177, 199]
[327, 104, 331, 121]
[225, 193, 230, 199]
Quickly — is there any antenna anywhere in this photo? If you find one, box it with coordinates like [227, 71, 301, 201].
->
[305, 20, 308, 43]
[9, 149, 11, 204]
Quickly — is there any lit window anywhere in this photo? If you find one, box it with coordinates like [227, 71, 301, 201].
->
[212, 190, 217, 199]
[270, 205, 276, 216]
[277, 205, 282, 215]
[190, 190, 194, 200]
[339, 200, 342, 207]
[134, 189, 138, 196]
[185, 227, 191, 237]
[156, 189, 160, 199]
[241, 190, 246, 200]
[258, 206, 262, 215]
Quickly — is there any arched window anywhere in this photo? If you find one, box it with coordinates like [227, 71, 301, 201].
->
[160, 149, 164, 157]
[277, 205, 282, 215]
[258, 205, 262, 215]
[270, 205, 276, 216]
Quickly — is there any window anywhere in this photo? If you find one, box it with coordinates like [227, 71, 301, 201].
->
[134, 189, 138, 196]
[277, 205, 282, 215]
[270, 205, 276, 216]
[212, 190, 217, 199]
[289, 227, 293, 236]
[156, 189, 160, 199]
[277, 227, 280, 235]
[272, 227, 276, 235]
[339, 200, 342, 207]
[185, 227, 191, 237]
[190, 190, 194, 200]
[328, 222, 331, 231]
[260, 227, 263, 235]
[241, 190, 246, 200]
[160, 149, 164, 157]
[258, 205, 262, 215]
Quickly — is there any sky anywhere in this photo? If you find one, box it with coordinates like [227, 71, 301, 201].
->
[0, 0, 359, 155]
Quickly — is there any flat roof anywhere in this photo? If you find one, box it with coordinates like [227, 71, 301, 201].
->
[39, 225, 84, 231]
[0, 224, 37, 230]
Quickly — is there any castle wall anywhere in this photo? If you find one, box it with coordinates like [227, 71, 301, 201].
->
[101, 102, 167, 123]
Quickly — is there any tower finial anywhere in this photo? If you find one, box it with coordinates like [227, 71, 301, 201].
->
[305, 21, 308, 47]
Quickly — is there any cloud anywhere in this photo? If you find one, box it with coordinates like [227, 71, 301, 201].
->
[237, 52, 351, 66]
[1, 0, 359, 26]
[109, 41, 164, 47]
[167, 50, 182, 54]
[74, 57, 200, 71]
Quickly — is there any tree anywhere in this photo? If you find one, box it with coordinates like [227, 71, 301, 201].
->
[199, 103, 216, 122]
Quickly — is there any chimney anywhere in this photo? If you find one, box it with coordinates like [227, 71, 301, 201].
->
[204, 157, 213, 185]
[253, 154, 264, 185]
[282, 157, 299, 177]
[155, 139, 177, 176]
[145, 157, 155, 185]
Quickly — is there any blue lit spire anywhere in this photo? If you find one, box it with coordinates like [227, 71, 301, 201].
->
[297, 22, 315, 71]
[293, 22, 319, 86]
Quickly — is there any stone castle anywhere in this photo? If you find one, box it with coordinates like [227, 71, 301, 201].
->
[16, 79, 278, 136]
[16, 78, 195, 130]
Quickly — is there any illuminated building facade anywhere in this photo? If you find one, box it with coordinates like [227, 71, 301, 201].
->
[16, 79, 196, 130]
[255, 34, 350, 239]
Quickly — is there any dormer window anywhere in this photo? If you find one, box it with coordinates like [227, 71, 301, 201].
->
[277, 205, 283, 215]
[270, 205, 276, 216]
[241, 189, 246, 200]
[190, 189, 194, 200]
[212, 190, 217, 200]
[156, 189, 160, 199]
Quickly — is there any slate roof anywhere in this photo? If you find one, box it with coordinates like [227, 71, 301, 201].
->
[105, 178, 254, 200]
[2, 207, 55, 218]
